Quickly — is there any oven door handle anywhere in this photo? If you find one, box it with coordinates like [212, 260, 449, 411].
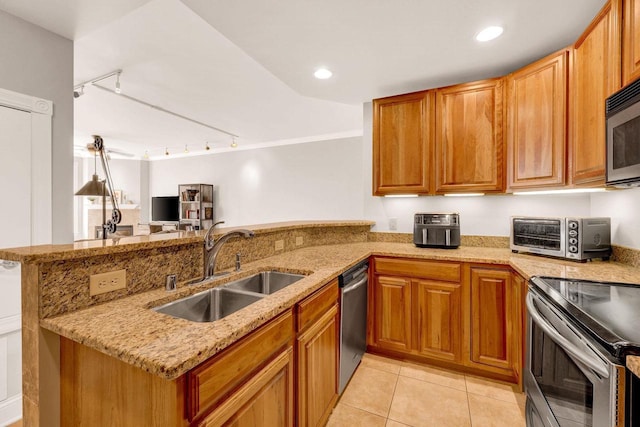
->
[526, 293, 609, 379]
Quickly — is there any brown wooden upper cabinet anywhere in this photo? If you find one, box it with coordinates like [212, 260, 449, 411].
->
[570, 0, 621, 186]
[623, 0, 640, 85]
[506, 49, 569, 190]
[372, 91, 434, 195]
[435, 78, 505, 193]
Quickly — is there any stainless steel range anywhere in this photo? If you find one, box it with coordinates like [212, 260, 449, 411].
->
[525, 276, 640, 427]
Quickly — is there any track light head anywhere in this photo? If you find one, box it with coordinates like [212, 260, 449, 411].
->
[73, 85, 85, 98]
[115, 72, 122, 94]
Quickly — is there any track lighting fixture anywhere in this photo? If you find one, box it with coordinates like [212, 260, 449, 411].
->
[143, 150, 149, 159]
[73, 85, 85, 99]
[230, 137, 238, 148]
[184, 145, 189, 153]
[205, 142, 210, 150]
[165, 147, 169, 156]
[115, 72, 122, 94]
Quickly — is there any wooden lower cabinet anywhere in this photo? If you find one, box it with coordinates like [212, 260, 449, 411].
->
[415, 279, 462, 362]
[199, 348, 294, 427]
[296, 304, 339, 427]
[466, 266, 518, 378]
[369, 257, 523, 384]
[373, 275, 413, 352]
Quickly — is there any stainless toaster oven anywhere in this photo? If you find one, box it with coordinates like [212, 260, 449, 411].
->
[510, 216, 611, 261]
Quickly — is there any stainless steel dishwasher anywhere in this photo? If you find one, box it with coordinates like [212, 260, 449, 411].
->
[338, 260, 368, 394]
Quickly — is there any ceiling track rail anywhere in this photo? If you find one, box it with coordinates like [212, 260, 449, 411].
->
[92, 83, 239, 138]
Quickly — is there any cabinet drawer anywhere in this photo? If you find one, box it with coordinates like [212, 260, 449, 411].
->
[373, 257, 461, 282]
[296, 279, 339, 332]
[188, 309, 294, 422]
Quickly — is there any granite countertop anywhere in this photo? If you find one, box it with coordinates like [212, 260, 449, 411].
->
[40, 242, 640, 381]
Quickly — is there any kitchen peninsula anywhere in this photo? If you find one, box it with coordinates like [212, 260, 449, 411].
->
[2, 220, 640, 426]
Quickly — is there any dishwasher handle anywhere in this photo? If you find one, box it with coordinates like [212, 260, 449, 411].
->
[343, 275, 367, 295]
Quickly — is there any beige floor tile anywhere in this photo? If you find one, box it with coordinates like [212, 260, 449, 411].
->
[388, 376, 471, 427]
[465, 374, 520, 404]
[340, 365, 398, 417]
[361, 353, 403, 374]
[468, 393, 526, 427]
[385, 420, 411, 427]
[399, 362, 467, 391]
[326, 403, 387, 427]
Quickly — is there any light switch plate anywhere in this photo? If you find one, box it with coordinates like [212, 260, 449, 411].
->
[90, 269, 127, 296]
[275, 240, 285, 251]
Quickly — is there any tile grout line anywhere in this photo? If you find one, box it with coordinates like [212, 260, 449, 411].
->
[385, 371, 401, 423]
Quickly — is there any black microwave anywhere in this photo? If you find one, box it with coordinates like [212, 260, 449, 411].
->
[606, 78, 640, 187]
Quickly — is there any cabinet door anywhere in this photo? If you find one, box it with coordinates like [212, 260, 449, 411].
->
[468, 267, 516, 375]
[373, 91, 434, 195]
[435, 78, 505, 193]
[623, 0, 640, 85]
[570, 0, 621, 185]
[297, 305, 339, 427]
[373, 275, 413, 352]
[199, 348, 294, 427]
[507, 50, 568, 190]
[415, 279, 462, 362]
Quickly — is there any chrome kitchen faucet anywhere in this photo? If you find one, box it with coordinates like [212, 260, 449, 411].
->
[203, 221, 255, 279]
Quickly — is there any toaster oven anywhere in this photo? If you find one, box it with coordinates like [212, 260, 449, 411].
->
[510, 216, 611, 261]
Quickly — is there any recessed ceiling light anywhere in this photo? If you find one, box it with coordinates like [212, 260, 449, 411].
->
[314, 68, 333, 79]
[475, 26, 504, 42]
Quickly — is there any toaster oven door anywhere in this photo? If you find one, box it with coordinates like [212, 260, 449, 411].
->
[511, 217, 565, 257]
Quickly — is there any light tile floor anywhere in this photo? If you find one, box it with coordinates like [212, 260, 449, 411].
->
[327, 353, 526, 427]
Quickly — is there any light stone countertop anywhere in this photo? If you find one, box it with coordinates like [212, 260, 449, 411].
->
[40, 242, 640, 380]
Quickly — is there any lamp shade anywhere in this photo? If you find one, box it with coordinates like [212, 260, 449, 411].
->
[75, 174, 111, 197]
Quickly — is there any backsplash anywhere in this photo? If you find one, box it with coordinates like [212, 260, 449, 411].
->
[367, 232, 510, 248]
[32, 222, 371, 318]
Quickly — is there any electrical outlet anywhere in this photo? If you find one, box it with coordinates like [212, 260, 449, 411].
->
[389, 217, 398, 231]
[275, 240, 285, 251]
[90, 269, 126, 296]
[295, 236, 304, 246]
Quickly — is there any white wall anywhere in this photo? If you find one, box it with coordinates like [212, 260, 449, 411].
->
[0, 10, 73, 244]
[591, 187, 640, 249]
[149, 137, 365, 227]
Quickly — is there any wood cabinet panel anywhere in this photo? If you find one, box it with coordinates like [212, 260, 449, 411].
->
[199, 348, 294, 427]
[373, 257, 461, 282]
[435, 79, 505, 193]
[374, 275, 413, 352]
[507, 49, 569, 189]
[60, 337, 187, 427]
[415, 279, 462, 362]
[570, 0, 621, 185]
[468, 267, 515, 373]
[188, 309, 294, 421]
[373, 91, 434, 195]
[623, 0, 640, 85]
[296, 279, 339, 332]
[297, 304, 339, 427]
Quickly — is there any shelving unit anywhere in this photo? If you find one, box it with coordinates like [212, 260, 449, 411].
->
[178, 184, 214, 231]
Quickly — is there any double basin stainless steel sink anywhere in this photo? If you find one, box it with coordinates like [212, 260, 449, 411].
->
[153, 271, 305, 322]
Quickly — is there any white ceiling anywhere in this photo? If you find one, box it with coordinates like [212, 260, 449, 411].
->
[0, 0, 607, 159]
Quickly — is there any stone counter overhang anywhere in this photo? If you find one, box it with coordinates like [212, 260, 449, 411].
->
[31, 242, 640, 381]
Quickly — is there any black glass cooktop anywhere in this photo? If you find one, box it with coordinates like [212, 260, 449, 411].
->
[530, 276, 640, 359]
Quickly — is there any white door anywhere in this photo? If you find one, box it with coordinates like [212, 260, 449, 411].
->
[0, 106, 32, 249]
[0, 105, 32, 423]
